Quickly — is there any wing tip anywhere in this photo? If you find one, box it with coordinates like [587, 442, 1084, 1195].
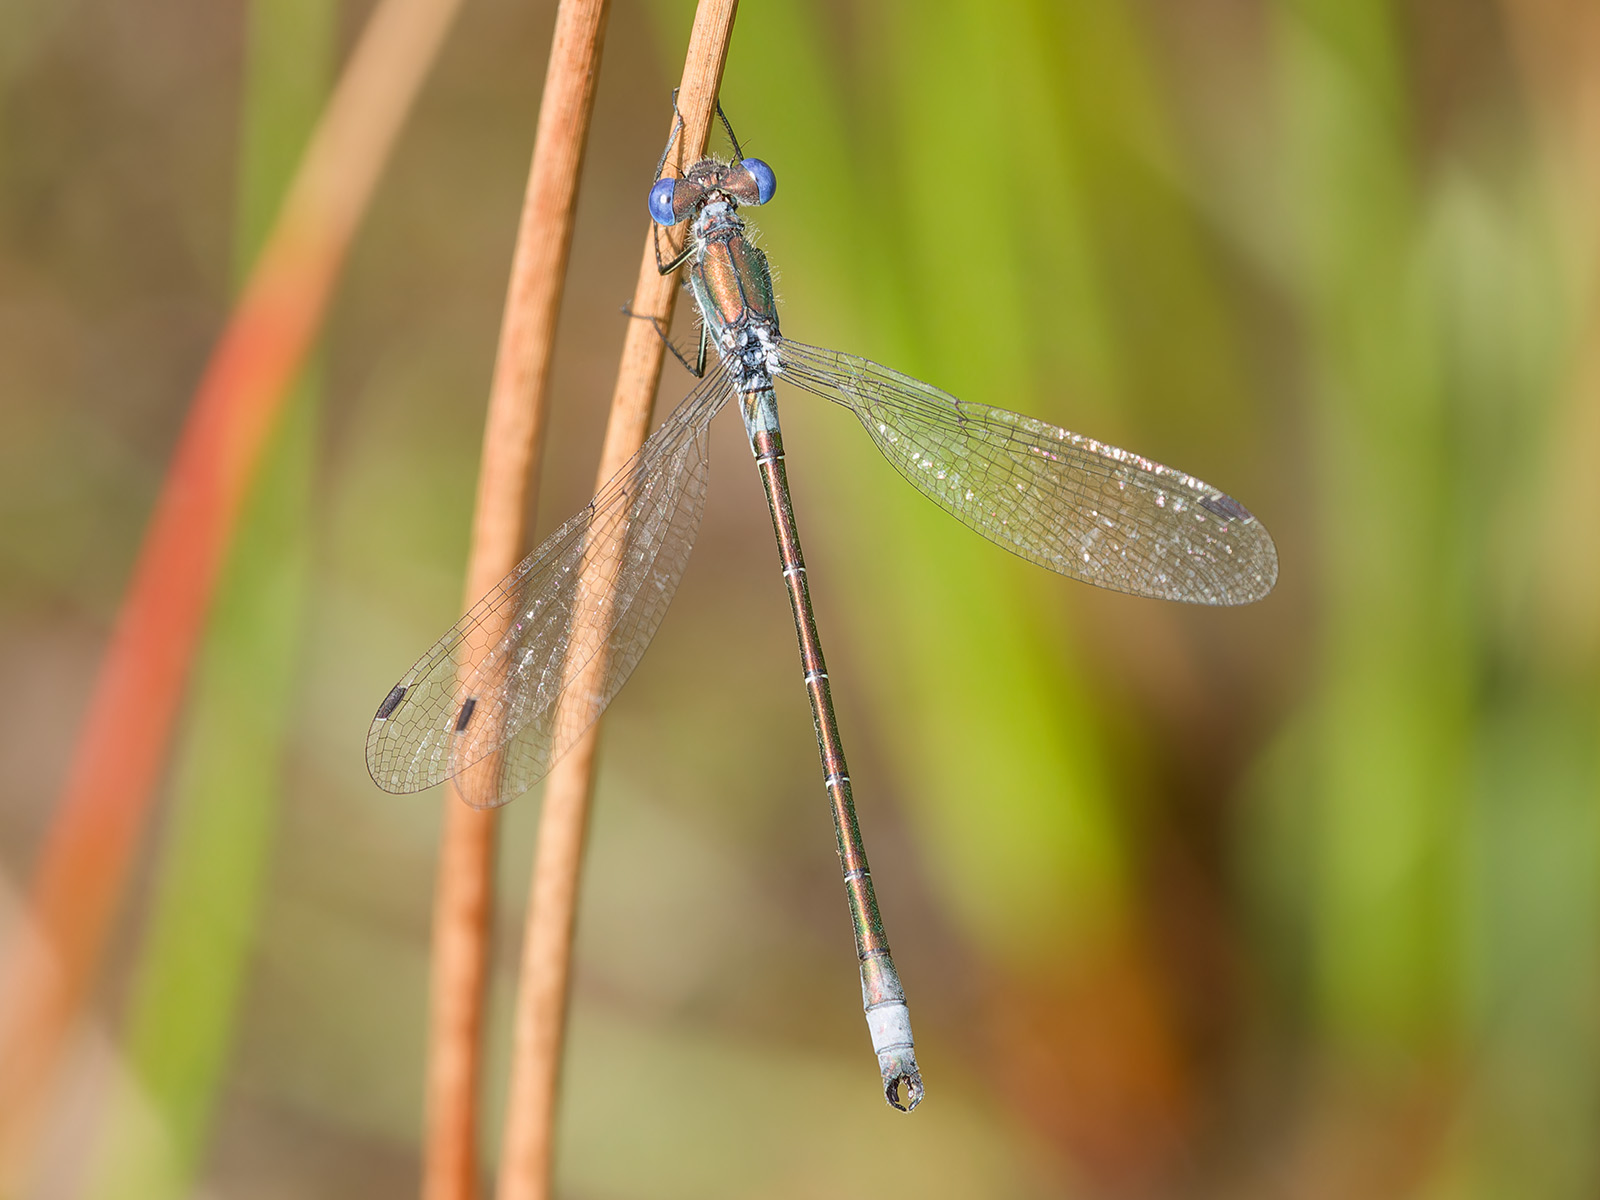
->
[1213, 528, 1279, 606]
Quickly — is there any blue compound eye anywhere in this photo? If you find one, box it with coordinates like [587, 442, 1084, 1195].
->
[739, 158, 776, 205]
[647, 177, 681, 225]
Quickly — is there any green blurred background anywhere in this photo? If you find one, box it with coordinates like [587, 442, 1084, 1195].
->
[3, 0, 1598, 1196]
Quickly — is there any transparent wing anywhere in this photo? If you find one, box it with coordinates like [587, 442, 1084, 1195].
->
[778, 341, 1277, 606]
[366, 371, 734, 807]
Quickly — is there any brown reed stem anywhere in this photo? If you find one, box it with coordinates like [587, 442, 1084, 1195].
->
[0, 0, 465, 1186]
[492, 4, 739, 1197]
[422, 2, 612, 1198]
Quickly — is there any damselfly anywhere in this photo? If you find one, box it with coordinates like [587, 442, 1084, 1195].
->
[367, 101, 1278, 1112]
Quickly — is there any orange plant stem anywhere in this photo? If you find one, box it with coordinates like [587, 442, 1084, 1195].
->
[493, 5, 739, 1199]
[423, 3, 613, 1199]
[0, 0, 465, 1183]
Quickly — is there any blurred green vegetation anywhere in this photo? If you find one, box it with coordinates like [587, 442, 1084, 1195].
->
[81, 2, 333, 1196]
[1, 0, 1596, 1197]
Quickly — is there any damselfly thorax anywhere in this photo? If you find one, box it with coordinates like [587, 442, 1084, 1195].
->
[652, 157, 784, 415]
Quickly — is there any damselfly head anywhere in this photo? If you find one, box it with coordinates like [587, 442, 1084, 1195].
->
[647, 157, 777, 226]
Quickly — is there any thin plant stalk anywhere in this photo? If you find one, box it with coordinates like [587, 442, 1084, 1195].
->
[492, 5, 739, 1198]
[0, 0, 465, 1184]
[422, 2, 613, 1198]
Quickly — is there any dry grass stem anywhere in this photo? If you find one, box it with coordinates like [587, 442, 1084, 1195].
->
[423, 2, 613, 1198]
[0, 0, 466, 1184]
[492, 4, 740, 1198]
